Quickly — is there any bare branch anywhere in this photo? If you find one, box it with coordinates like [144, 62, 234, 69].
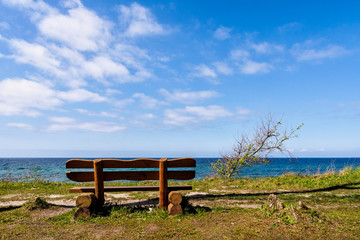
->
[212, 115, 303, 179]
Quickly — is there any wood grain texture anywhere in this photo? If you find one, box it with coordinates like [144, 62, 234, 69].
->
[168, 191, 182, 205]
[94, 160, 104, 206]
[159, 158, 168, 209]
[66, 159, 94, 168]
[74, 207, 91, 218]
[66, 158, 196, 169]
[76, 193, 96, 208]
[66, 170, 195, 182]
[168, 203, 183, 215]
[69, 185, 192, 193]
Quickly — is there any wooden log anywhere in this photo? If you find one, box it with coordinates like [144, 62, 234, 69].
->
[159, 158, 168, 209]
[69, 185, 192, 193]
[94, 159, 104, 207]
[168, 203, 183, 215]
[168, 191, 182, 205]
[74, 207, 91, 218]
[66, 170, 195, 182]
[76, 193, 97, 208]
[66, 158, 196, 169]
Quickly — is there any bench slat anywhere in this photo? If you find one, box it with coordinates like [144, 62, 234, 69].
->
[66, 158, 196, 169]
[66, 159, 93, 168]
[167, 158, 196, 168]
[69, 185, 192, 193]
[66, 170, 195, 182]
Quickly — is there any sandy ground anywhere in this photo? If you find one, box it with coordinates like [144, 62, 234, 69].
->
[0, 192, 260, 209]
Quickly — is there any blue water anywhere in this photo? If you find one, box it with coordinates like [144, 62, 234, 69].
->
[0, 158, 359, 182]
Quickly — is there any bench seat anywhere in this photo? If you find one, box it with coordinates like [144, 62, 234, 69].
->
[70, 185, 192, 193]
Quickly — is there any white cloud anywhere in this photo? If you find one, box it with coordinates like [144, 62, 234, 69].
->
[230, 49, 250, 61]
[293, 44, 348, 61]
[0, 78, 62, 116]
[75, 108, 117, 118]
[114, 98, 134, 108]
[49, 116, 76, 124]
[278, 22, 301, 33]
[0, 78, 110, 116]
[193, 64, 217, 78]
[47, 120, 125, 132]
[61, 0, 83, 8]
[140, 113, 157, 119]
[214, 26, 232, 40]
[133, 93, 165, 109]
[1, 0, 53, 14]
[251, 42, 284, 54]
[164, 105, 232, 126]
[38, 6, 111, 51]
[1, 0, 34, 7]
[83, 56, 129, 79]
[113, 43, 150, 67]
[159, 89, 219, 104]
[212, 62, 233, 75]
[9, 39, 62, 74]
[158, 56, 170, 62]
[236, 107, 251, 119]
[239, 60, 273, 74]
[6, 122, 34, 130]
[58, 89, 107, 102]
[119, 2, 165, 37]
[106, 89, 122, 96]
[2, 1, 158, 89]
[236, 107, 251, 115]
[0, 21, 9, 29]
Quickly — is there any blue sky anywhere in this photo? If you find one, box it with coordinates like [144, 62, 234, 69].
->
[0, 0, 359, 157]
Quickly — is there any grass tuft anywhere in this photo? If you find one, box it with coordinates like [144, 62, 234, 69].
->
[23, 197, 51, 211]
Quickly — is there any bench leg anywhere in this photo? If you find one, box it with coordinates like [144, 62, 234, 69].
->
[168, 191, 183, 215]
[159, 158, 168, 209]
[94, 159, 105, 207]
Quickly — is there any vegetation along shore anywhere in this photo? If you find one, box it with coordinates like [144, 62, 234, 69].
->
[1, 167, 360, 239]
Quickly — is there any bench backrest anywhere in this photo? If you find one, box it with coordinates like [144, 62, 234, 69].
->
[66, 158, 196, 182]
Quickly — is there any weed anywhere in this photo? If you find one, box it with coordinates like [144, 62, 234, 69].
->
[23, 197, 51, 211]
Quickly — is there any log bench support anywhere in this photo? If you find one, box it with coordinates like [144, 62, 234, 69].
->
[168, 191, 183, 215]
[94, 159, 104, 207]
[66, 157, 196, 215]
[159, 158, 168, 209]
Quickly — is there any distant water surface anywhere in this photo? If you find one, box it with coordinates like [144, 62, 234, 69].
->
[0, 157, 359, 182]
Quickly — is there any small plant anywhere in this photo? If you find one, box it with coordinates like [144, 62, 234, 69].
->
[23, 197, 51, 211]
[281, 212, 298, 225]
[212, 115, 303, 179]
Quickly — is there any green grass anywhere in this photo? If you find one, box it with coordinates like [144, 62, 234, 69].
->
[1, 167, 360, 239]
[2, 166, 359, 196]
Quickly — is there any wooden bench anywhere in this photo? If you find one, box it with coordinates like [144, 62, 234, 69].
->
[66, 158, 196, 209]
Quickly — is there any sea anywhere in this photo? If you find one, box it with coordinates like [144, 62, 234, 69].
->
[0, 157, 359, 182]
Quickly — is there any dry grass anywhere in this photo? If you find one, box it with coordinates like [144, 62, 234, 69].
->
[1, 168, 360, 239]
